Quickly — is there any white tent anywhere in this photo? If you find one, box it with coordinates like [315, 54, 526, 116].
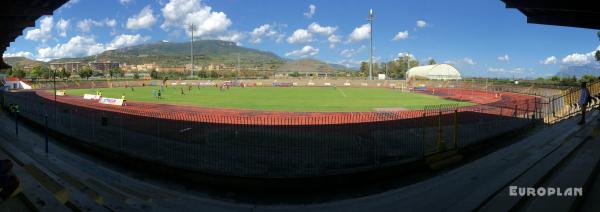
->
[406, 64, 462, 80]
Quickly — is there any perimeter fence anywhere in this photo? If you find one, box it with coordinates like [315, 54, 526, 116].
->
[0, 86, 542, 178]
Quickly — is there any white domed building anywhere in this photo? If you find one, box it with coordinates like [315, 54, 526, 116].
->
[406, 64, 462, 80]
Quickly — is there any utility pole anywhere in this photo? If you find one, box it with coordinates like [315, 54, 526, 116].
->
[385, 62, 388, 79]
[189, 23, 196, 78]
[406, 53, 410, 72]
[367, 9, 374, 80]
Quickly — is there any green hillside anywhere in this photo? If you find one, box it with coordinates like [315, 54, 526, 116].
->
[3, 57, 48, 68]
[50, 40, 285, 68]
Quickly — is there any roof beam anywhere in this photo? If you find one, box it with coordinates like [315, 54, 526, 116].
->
[503, 0, 600, 12]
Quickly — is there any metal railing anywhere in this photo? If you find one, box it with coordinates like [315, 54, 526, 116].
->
[539, 80, 600, 124]
[0, 88, 539, 178]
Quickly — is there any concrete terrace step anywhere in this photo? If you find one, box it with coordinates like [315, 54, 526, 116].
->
[22, 164, 69, 205]
[478, 119, 596, 211]
[0, 111, 160, 211]
[0, 193, 36, 212]
[424, 149, 459, 164]
[253, 115, 585, 211]
[85, 178, 130, 204]
[520, 126, 600, 211]
[0, 136, 144, 212]
[55, 172, 104, 205]
[579, 160, 600, 212]
[428, 154, 463, 170]
[24, 151, 106, 206]
[0, 148, 70, 212]
[0, 137, 111, 212]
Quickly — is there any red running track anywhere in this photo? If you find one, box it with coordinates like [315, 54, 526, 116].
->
[33, 88, 540, 126]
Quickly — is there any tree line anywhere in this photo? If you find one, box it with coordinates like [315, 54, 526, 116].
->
[357, 56, 436, 79]
[6, 65, 125, 80]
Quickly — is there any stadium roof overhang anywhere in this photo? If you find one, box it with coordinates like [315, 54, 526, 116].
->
[0, 0, 69, 70]
[501, 0, 600, 30]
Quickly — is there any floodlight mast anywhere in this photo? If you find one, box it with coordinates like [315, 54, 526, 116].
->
[367, 9, 374, 80]
[189, 23, 196, 78]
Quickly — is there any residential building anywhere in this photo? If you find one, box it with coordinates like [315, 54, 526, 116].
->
[50, 62, 83, 73]
[89, 61, 120, 72]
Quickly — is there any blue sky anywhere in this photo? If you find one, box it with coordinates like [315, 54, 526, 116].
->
[3, 0, 600, 78]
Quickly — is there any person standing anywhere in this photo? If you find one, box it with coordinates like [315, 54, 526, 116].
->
[121, 94, 127, 106]
[578, 82, 591, 125]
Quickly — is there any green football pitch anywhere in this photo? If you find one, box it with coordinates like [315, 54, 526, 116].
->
[65, 86, 474, 112]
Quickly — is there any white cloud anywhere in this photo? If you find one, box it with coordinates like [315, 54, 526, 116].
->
[488, 67, 524, 73]
[307, 22, 336, 36]
[416, 20, 427, 28]
[3, 51, 35, 59]
[77, 19, 104, 32]
[106, 19, 118, 35]
[120, 0, 134, 5]
[392, 31, 409, 41]
[36, 34, 154, 61]
[463, 57, 476, 65]
[341, 45, 365, 58]
[304, 4, 316, 18]
[397, 52, 416, 60]
[540, 56, 557, 65]
[287, 29, 313, 44]
[275, 34, 286, 43]
[25, 16, 53, 42]
[562, 52, 594, 65]
[127, 5, 157, 30]
[106, 19, 117, 28]
[559, 46, 600, 66]
[337, 59, 362, 68]
[37, 35, 106, 61]
[249, 24, 280, 44]
[497, 54, 510, 61]
[56, 18, 69, 37]
[328, 34, 341, 43]
[106, 34, 151, 50]
[445, 57, 475, 65]
[328, 34, 341, 48]
[62, 0, 80, 8]
[161, 0, 232, 38]
[217, 31, 245, 44]
[285, 45, 319, 58]
[348, 24, 370, 42]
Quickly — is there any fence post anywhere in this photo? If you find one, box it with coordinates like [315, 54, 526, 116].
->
[453, 110, 458, 149]
[525, 100, 530, 120]
[421, 112, 426, 157]
[45, 115, 49, 154]
[437, 111, 443, 152]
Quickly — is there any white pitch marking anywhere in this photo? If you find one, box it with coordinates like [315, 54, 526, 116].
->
[337, 88, 347, 97]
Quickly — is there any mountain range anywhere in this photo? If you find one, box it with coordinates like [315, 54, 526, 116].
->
[50, 40, 285, 69]
[3, 40, 353, 71]
[556, 63, 600, 78]
[3, 56, 47, 68]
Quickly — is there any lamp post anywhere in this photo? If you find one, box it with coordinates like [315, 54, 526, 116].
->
[189, 23, 197, 78]
[53, 69, 57, 117]
[367, 9, 374, 80]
